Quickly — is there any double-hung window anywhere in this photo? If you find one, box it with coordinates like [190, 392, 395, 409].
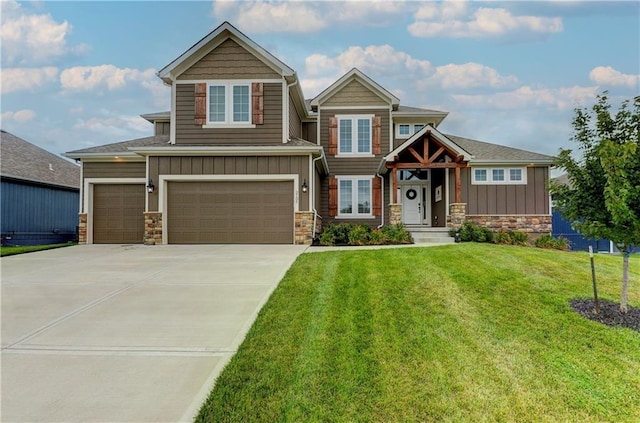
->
[337, 115, 372, 155]
[338, 176, 372, 217]
[472, 167, 527, 184]
[207, 82, 251, 125]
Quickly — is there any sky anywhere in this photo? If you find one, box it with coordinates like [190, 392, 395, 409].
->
[1, 0, 639, 161]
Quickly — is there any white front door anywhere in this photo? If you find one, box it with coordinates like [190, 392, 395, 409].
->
[402, 184, 431, 225]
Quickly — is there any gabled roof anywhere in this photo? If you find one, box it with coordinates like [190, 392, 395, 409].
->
[445, 134, 554, 164]
[1, 130, 80, 189]
[310, 68, 400, 109]
[393, 105, 449, 118]
[158, 21, 295, 83]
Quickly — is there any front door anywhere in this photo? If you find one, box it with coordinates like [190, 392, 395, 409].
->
[402, 184, 430, 225]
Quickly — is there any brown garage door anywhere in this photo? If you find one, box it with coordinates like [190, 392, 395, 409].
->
[167, 181, 293, 244]
[93, 184, 144, 244]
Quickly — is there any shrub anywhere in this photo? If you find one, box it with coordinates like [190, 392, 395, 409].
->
[381, 223, 413, 244]
[348, 224, 370, 246]
[535, 234, 570, 250]
[369, 229, 386, 245]
[493, 230, 512, 245]
[510, 231, 529, 245]
[458, 221, 493, 243]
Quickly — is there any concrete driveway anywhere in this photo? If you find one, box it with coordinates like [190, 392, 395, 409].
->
[1, 244, 306, 422]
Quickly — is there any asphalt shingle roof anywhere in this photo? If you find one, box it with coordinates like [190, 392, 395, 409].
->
[1, 130, 80, 189]
[445, 134, 554, 163]
[66, 135, 170, 155]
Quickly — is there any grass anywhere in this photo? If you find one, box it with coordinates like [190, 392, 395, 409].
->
[0, 242, 77, 257]
[196, 244, 640, 422]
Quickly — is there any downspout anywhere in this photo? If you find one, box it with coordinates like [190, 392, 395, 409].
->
[312, 151, 325, 237]
[285, 78, 298, 143]
[376, 172, 385, 229]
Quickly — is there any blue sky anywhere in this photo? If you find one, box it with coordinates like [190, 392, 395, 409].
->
[1, 0, 638, 159]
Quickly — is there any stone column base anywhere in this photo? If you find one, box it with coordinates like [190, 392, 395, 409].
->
[295, 211, 318, 245]
[389, 203, 402, 225]
[448, 203, 467, 228]
[78, 213, 87, 244]
[143, 212, 163, 245]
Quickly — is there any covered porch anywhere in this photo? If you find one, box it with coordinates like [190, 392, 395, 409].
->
[379, 126, 470, 229]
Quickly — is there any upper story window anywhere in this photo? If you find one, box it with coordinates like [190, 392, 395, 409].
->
[338, 115, 373, 156]
[396, 123, 427, 139]
[207, 82, 251, 125]
[472, 167, 527, 185]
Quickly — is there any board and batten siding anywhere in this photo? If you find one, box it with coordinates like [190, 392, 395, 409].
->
[177, 38, 280, 80]
[303, 121, 317, 144]
[155, 122, 170, 136]
[147, 155, 310, 211]
[323, 80, 389, 107]
[448, 167, 550, 215]
[175, 82, 283, 145]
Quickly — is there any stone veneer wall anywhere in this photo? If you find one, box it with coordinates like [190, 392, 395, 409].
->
[466, 215, 552, 234]
[295, 211, 322, 245]
[78, 213, 87, 244]
[143, 212, 163, 245]
[389, 204, 402, 225]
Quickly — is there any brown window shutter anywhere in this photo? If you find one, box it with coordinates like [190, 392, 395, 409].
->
[252, 82, 264, 125]
[328, 117, 338, 155]
[328, 177, 338, 216]
[372, 177, 382, 217]
[194, 83, 207, 125]
[372, 116, 382, 155]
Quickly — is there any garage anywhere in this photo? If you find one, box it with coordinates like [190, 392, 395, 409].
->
[93, 184, 145, 244]
[167, 180, 294, 244]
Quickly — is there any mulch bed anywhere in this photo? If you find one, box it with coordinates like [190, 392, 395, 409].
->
[570, 299, 640, 332]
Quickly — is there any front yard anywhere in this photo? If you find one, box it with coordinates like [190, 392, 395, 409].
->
[196, 244, 640, 422]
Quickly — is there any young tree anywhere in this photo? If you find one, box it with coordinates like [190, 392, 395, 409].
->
[551, 92, 639, 313]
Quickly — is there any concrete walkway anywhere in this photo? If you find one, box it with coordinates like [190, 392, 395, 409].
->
[1, 244, 306, 422]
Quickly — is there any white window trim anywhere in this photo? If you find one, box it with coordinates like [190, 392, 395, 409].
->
[336, 114, 373, 156]
[204, 81, 255, 127]
[471, 167, 527, 185]
[336, 175, 373, 219]
[395, 123, 427, 139]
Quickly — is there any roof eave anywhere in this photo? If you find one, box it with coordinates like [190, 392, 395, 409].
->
[127, 145, 324, 156]
[469, 159, 554, 166]
[62, 152, 144, 161]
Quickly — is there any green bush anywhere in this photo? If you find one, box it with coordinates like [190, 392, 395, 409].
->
[493, 230, 512, 245]
[535, 234, 570, 250]
[509, 231, 529, 245]
[318, 223, 412, 246]
[457, 221, 493, 243]
[348, 225, 370, 246]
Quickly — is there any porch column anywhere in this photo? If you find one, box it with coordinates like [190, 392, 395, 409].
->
[392, 166, 398, 203]
[455, 166, 461, 203]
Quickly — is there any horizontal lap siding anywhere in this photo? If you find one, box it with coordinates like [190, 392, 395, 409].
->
[318, 107, 391, 226]
[177, 39, 280, 80]
[83, 162, 146, 179]
[323, 80, 388, 107]
[458, 167, 549, 215]
[175, 82, 282, 144]
[148, 155, 310, 211]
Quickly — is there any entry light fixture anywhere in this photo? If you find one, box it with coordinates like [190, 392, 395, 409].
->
[301, 179, 308, 193]
[147, 179, 155, 193]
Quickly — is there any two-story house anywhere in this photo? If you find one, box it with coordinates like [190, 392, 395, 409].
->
[65, 21, 553, 245]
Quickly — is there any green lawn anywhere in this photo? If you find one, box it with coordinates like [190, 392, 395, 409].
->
[0, 242, 76, 257]
[196, 244, 640, 422]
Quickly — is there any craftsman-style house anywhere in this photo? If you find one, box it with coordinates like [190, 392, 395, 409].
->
[65, 21, 553, 245]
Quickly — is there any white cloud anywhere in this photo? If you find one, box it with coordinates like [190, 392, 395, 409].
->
[423, 63, 519, 89]
[1, 67, 59, 94]
[409, 2, 563, 38]
[60, 65, 157, 92]
[73, 115, 150, 135]
[452, 85, 599, 110]
[589, 66, 640, 89]
[0, 0, 88, 65]
[213, 0, 407, 33]
[1, 109, 36, 123]
[305, 45, 432, 77]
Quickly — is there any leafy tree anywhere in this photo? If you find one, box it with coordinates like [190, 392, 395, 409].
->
[551, 92, 639, 313]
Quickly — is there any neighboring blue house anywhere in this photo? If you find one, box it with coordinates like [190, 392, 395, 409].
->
[1, 130, 80, 246]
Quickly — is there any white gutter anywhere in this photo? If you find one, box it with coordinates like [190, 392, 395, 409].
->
[376, 172, 385, 229]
